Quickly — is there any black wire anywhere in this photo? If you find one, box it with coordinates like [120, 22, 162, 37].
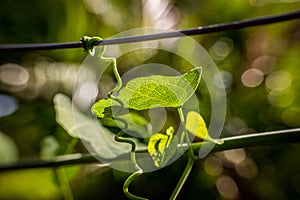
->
[1, 127, 300, 170]
[0, 42, 82, 52]
[0, 10, 299, 52]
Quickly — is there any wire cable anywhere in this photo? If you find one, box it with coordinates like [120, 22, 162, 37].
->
[0, 10, 299, 52]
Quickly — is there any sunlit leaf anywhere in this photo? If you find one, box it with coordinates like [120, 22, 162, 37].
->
[91, 99, 114, 118]
[117, 67, 202, 110]
[148, 127, 178, 167]
[54, 94, 80, 138]
[186, 111, 223, 144]
[92, 99, 151, 137]
[54, 93, 145, 159]
[101, 112, 151, 138]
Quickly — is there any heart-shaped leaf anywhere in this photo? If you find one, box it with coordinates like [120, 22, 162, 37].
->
[118, 67, 201, 110]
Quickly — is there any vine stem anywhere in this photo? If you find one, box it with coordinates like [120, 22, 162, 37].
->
[56, 167, 74, 200]
[97, 39, 146, 200]
[123, 169, 147, 200]
[177, 107, 190, 145]
[170, 155, 195, 200]
[171, 107, 196, 199]
[97, 45, 123, 96]
[55, 138, 78, 200]
[114, 118, 146, 200]
[177, 107, 195, 158]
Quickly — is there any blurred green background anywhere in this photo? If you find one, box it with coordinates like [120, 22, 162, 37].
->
[0, 0, 300, 199]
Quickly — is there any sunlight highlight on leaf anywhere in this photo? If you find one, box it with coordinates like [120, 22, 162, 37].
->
[91, 98, 114, 118]
[148, 127, 178, 167]
[117, 67, 202, 110]
[101, 112, 152, 138]
[186, 111, 223, 144]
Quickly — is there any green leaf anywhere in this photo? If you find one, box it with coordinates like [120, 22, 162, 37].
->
[148, 127, 178, 167]
[186, 111, 223, 144]
[117, 67, 202, 110]
[54, 93, 145, 159]
[91, 99, 115, 118]
[54, 94, 80, 138]
[101, 112, 151, 138]
[92, 99, 151, 137]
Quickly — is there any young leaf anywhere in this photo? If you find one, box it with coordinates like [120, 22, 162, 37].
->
[117, 67, 202, 110]
[186, 111, 223, 144]
[148, 127, 178, 167]
[92, 99, 151, 137]
[101, 112, 152, 138]
[91, 99, 116, 118]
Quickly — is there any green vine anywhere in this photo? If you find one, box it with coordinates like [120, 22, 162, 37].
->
[55, 138, 78, 200]
[81, 36, 145, 199]
[82, 36, 223, 199]
[170, 156, 195, 200]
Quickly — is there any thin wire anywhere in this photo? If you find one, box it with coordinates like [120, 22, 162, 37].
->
[0, 10, 299, 52]
[0, 42, 82, 52]
[1, 127, 300, 170]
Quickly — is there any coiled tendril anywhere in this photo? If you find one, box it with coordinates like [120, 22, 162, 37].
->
[81, 36, 146, 200]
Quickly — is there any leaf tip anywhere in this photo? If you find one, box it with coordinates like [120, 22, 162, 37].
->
[212, 139, 224, 145]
